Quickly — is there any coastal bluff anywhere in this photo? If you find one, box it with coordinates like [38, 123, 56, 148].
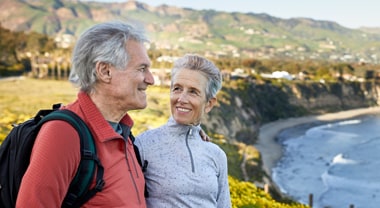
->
[201, 80, 380, 196]
[203, 80, 380, 144]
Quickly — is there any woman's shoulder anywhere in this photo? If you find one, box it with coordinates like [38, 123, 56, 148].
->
[135, 125, 167, 142]
[203, 140, 227, 156]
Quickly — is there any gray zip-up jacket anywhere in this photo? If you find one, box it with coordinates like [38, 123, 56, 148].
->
[135, 117, 231, 208]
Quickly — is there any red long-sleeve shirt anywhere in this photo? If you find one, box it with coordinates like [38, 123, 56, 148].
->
[17, 91, 146, 207]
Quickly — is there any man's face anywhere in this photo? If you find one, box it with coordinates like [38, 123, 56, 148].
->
[109, 40, 154, 111]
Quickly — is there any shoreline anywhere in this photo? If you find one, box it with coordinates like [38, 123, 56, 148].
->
[256, 106, 380, 177]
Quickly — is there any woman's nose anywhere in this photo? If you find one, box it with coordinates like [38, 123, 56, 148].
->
[177, 92, 189, 103]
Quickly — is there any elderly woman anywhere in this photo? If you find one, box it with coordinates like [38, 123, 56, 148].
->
[135, 54, 231, 207]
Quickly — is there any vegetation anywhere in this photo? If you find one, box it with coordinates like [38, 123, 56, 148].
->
[1, 23, 379, 84]
[1, 18, 376, 208]
[0, 23, 69, 78]
[3, 0, 380, 63]
[229, 176, 308, 208]
[0, 77, 308, 207]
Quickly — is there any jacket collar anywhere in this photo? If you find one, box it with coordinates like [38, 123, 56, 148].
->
[166, 116, 201, 137]
[77, 91, 134, 142]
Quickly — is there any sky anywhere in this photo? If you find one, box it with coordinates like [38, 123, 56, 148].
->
[90, 0, 380, 29]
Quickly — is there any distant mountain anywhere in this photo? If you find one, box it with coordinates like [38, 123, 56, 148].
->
[359, 27, 380, 35]
[1, 0, 380, 63]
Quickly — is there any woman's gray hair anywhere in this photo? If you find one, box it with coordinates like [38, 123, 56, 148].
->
[171, 54, 222, 101]
[69, 21, 149, 93]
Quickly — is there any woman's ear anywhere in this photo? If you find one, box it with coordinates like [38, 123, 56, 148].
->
[95, 62, 111, 83]
[204, 97, 217, 114]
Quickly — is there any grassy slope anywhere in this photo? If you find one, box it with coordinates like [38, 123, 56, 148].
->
[0, 77, 308, 208]
[0, 77, 170, 138]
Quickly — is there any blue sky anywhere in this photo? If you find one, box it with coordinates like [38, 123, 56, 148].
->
[87, 0, 380, 29]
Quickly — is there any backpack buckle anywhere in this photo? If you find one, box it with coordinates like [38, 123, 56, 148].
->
[95, 179, 105, 191]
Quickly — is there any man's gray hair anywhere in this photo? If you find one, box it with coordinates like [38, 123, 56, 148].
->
[69, 21, 149, 93]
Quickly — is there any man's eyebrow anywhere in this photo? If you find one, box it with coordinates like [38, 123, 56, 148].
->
[140, 63, 151, 68]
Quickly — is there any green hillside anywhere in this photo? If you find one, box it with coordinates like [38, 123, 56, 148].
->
[0, 0, 379, 63]
[0, 77, 309, 207]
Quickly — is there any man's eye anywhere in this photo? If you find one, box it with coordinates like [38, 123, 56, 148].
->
[138, 65, 149, 72]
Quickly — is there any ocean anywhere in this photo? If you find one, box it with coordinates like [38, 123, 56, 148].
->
[272, 114, 380, 208]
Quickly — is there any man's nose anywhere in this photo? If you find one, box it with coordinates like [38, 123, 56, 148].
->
[145, 70, 155, 85]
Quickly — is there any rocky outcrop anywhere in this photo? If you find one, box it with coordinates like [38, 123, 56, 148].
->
[202, 80, 380, 145]
[201, 80, 380, 199]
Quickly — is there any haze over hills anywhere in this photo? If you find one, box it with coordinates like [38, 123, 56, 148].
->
[1, 0, 380, 63]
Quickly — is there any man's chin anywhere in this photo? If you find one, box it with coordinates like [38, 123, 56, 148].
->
[131, 103, 147, 111]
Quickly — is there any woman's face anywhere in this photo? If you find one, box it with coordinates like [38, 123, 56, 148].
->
[170, 68, 216, 125]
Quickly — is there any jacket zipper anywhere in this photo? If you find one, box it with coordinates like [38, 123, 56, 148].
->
[123, 138, 142, 204]
[185, 128, 195, 173]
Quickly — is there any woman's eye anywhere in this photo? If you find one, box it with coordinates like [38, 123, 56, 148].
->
[190, 90, 199, 95]
[172, 87, 180, 91]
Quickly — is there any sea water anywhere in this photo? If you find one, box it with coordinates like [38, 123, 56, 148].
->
[272, 115, 380, 208]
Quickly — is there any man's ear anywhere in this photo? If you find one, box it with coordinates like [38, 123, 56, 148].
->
[204, 97, 217, 114]
[95, 62, 111, 83]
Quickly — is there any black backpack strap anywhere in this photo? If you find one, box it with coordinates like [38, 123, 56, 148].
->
[38, 109, 104, 208]
[129, 132, 149, 198]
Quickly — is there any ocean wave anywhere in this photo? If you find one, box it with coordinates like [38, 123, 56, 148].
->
[273, 115, 380, 208]
[331, 153, 357, 165]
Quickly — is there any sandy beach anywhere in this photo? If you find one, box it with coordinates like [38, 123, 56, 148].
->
[256, 106, 380, 177]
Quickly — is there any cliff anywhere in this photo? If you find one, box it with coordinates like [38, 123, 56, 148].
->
[203, 80, 380, 144]
[200, 80, 379, 198]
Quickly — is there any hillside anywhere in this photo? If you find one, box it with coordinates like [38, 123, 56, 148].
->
[2, 1, 380, 205]
[2, 77, 379, 205]
[0, 0, 380, 63]
[0, 77, 312, 207]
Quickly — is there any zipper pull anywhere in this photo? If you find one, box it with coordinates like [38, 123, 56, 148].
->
[142, 160, 149, 172]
